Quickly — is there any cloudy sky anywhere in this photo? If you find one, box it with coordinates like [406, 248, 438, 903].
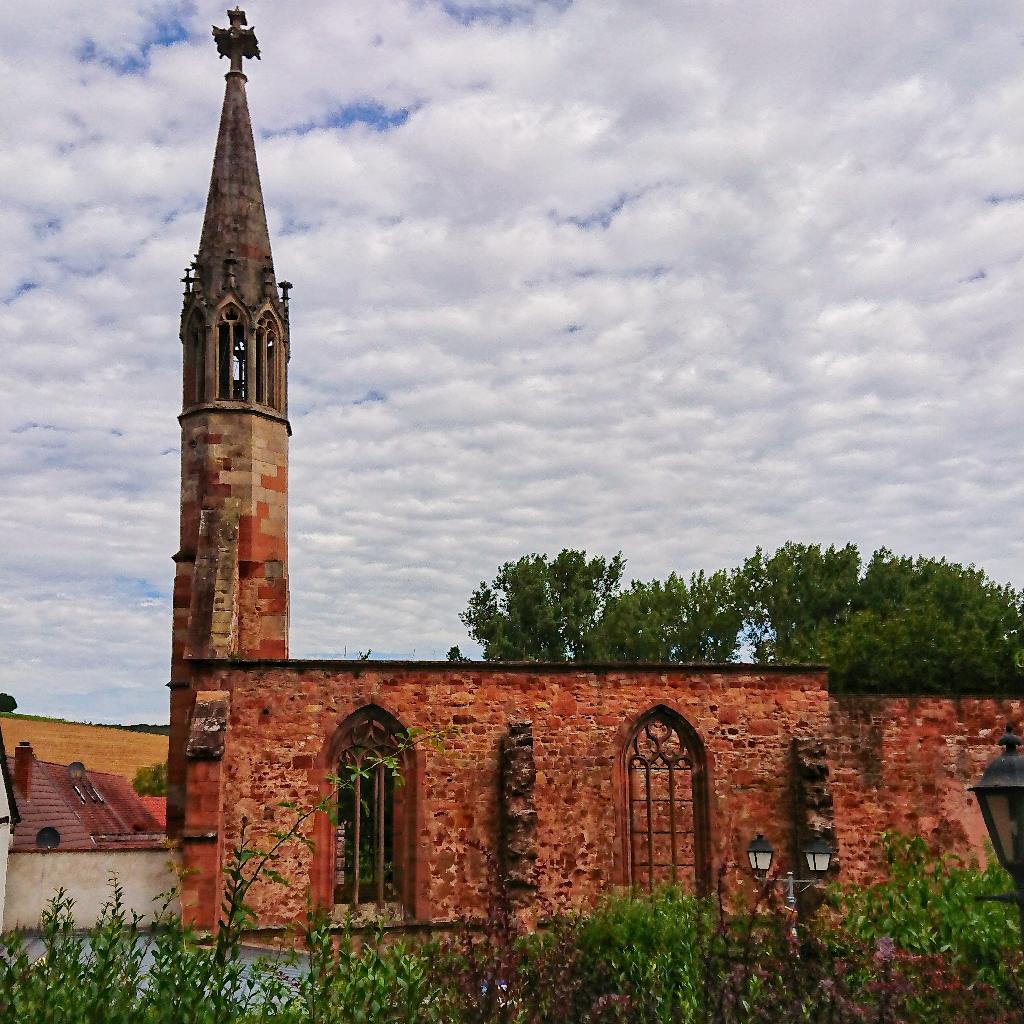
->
[1, 0, 1022, 723]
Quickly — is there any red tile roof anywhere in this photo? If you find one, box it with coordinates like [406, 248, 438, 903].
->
[138, 796, 166, 830]
[9, 747, 165, 853]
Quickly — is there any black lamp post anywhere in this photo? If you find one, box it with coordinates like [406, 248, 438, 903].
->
[969, 723, 1024, 955]
[746, 833, 833, 916]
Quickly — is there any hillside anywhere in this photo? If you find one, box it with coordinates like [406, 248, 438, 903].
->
[0, 714, 167, 783]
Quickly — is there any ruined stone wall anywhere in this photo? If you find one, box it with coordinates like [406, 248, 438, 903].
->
[500, 721, 538, 907]
[829, 695, 1024, 883]
[183, 661, 830, 929]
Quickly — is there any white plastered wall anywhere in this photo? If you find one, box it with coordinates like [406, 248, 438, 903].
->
[3, 849, 180, 931]
[0, 782, 11, 929]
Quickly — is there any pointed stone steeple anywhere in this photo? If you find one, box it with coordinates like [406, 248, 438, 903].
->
[168, 9, 291, 845]
[196, 7, 274, 306]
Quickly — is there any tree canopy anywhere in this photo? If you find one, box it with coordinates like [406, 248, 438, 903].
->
[460, 550, 626, 661]
[132, 761, 167, 797]
[459, 543, 1024, 694]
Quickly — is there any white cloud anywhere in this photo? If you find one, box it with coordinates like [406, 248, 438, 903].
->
[1, 0, 1022, 720]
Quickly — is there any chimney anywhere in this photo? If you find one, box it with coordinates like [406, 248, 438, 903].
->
[14, 741, 32, 801]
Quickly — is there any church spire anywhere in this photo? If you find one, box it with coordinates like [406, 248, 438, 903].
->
[169, 9, 291, 846]
[196, 8, 274, 307]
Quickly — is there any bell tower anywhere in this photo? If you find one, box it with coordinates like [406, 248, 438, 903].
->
[168, 8, 291, 838]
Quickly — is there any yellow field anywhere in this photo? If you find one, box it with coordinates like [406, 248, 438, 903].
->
[0, 716, 167, 782]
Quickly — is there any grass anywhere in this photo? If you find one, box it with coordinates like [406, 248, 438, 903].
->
[0, 713, 167, 782]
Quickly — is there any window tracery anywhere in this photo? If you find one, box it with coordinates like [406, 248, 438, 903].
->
[184, 314, 206, 406]
[256, 312, 278, 409]
[625, 707, 707, 892]
[217, 306, 246, 400]
[266, 328, 276, 409]
[192, 317, 206, 404]
[334, 708, 407, 912]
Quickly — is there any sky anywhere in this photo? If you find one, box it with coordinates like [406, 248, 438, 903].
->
[1, 0, 1022, 723]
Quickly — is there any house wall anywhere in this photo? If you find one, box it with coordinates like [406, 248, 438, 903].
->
[3, 849, 179, 931]
[829, 695, 1024, 883]
[180, 660, 830, 929]
[0, 781, 11, 929]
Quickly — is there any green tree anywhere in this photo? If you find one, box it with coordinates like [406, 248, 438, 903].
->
[461, 542, 1024, 693]
[132, 761, 167, 796]
[735, 542, 1024, 693]
[734, 541, 862, 662]
[461, 552, 743, 663]
[460, 549, 626, 660]
[599, 569, 743, 662]
[826, 549, 1024, 693]
[0, 694, 16, 714]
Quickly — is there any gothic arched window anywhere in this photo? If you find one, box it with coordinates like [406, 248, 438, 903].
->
[217, 306, 246, 400]
[254, 320, 265, 404]
[265, 328, 277, 410]
[333, 707, 410, 913]
[624, 706, 709, 893]
[184, 314, 206, 406]
[256, 313, 278, 409]
[193, 317, 206, 404]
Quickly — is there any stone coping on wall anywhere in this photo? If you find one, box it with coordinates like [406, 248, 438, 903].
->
[185, 660, 1024, 700]
[830, 691, 1024, 701]
[188, 658, 828, 677]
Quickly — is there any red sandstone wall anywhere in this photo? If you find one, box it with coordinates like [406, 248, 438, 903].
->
[177, 410, 289, 661]
[169, 411, 289, 839]
[184, 662, 830, 928]
[829, 695, 1024, 883]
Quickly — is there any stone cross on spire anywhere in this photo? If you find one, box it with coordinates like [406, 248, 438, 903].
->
[213, 7, 260, 75]
[195, 7, 274, 306]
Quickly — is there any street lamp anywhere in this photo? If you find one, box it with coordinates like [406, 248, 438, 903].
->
[803, 837, 833, 875]
[746, 833, 833, 917]
[969, 723, 1024, 955]
[747, 833, 774, 875]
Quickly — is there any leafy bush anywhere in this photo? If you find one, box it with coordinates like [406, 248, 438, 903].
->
[826, 832, 1022, 998]
[290, 916, 440, 1024]
[572, 887, 709, 1021]
[133, 761, 168, 796]
[5, 826, 1024, 1022]
[3, 877, 1024, 1023]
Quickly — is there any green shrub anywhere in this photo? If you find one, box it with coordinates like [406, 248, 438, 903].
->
[4, 833, 1024, 1022]
[133, 761, 168, 796]
[829, 832, 1019, 986]
[573, 887, 710, 1022]
[290, 916, 440, 1024]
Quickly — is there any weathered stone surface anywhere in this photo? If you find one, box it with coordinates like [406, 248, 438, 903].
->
[791, 738, 836, 914]
[186, 501, 240, 660]
[829, 695, 1024, 883]
[500, 721, 538, 904]
[186, 691, 230, 760]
